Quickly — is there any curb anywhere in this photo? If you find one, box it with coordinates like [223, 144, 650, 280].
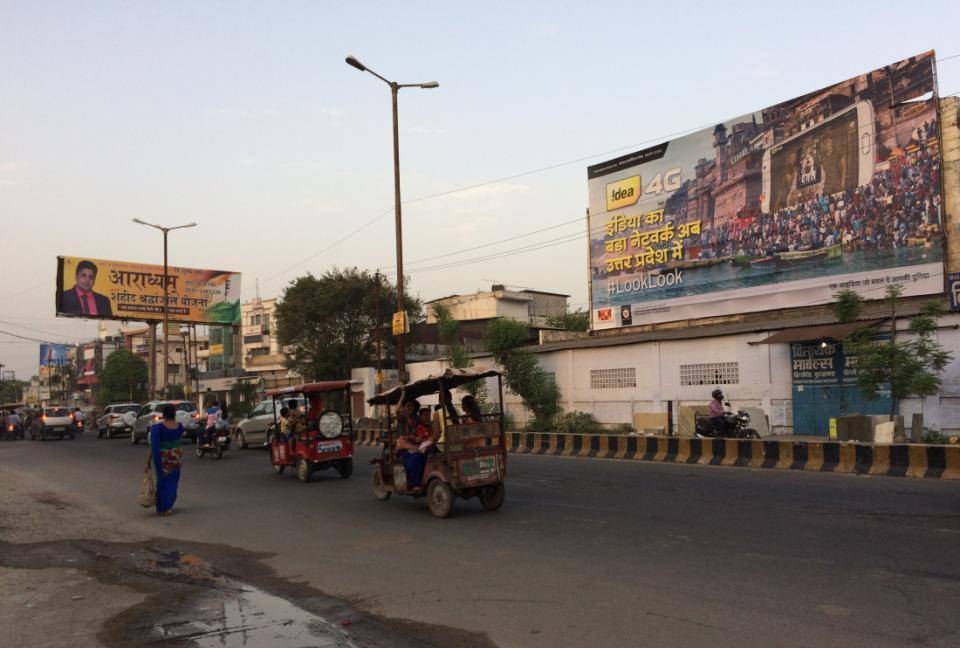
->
[352, 429, 960, 480]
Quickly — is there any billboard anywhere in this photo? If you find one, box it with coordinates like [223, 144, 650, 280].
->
[56, 256, 241, 325]
[39, 343, 72, 367]
[588, 51, 944, 330]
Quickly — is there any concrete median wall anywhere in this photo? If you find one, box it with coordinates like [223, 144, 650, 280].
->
[352, 429, 960, 480]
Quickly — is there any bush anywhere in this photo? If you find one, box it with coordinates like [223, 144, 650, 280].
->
[922, 429, 946, 445]
[609, 423, 636, 435]
[552, 411, 604, 435]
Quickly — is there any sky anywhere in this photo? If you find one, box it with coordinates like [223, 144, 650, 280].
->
[2, 1, 960, 378]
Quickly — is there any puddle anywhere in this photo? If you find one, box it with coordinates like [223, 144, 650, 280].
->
[141, 550, 355, 647]
[0, 538, 496, 648]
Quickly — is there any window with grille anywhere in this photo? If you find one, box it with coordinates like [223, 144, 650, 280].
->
[589, 367, 636, 389]
[543, 371, 557, 385]
[680, 362, 739, 386]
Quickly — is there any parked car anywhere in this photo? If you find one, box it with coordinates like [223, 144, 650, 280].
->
[234, 396, 305, 449]
[131, 400, 200, 444]
[33, 406, 77, 440]
[96, 402, 141, 439]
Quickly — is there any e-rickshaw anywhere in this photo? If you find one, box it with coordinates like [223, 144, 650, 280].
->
[367, 369, 507, 518]
[266, 381, 355, 483]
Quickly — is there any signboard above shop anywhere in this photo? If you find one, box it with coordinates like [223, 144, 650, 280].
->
[587, 51, 944, 331]
[56, 256, 241, 325]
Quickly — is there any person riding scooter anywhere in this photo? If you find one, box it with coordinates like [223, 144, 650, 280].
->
[709, 389, 727, 437]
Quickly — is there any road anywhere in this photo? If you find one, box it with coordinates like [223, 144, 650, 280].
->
[2, 434, 959, 647]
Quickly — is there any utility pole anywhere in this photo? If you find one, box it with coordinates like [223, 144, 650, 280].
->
[132, 218, 196, 397]
[345, 55, 437, 382]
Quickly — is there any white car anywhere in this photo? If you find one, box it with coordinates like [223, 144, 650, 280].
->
[33, 407, 77, 440]
[234, 397, 305, 448]
[97, 403, 141, 439]
[131, 400, 201, 444]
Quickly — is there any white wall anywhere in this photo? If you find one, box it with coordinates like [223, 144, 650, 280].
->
[393, 313, 960, 434]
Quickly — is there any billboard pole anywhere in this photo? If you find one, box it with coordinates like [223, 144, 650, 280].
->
[132, 218, 197, 398]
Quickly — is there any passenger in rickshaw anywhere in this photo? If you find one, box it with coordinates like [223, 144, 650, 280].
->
[278, 406, 293, 441]
[461, 395, 483, 423]
[397, 407, 433, 452]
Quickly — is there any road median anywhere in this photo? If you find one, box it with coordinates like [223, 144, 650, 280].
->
[352, 429, 960, 479]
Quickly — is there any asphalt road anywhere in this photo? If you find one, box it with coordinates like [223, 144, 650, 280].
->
[2, 433, 959, 648]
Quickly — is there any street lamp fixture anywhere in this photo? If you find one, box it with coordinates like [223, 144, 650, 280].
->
[344, 54, 438, 381]
[132, 218, 197, 396]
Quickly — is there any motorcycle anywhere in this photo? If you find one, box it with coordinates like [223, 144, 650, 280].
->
[196, 424, 231, 460]
[695, 403, 760, 439]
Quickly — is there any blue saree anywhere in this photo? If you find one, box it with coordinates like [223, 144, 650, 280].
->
[149, 421, 183, 514]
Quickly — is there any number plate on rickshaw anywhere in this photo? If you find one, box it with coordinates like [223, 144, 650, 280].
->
[460, 456, 497, 481]
[317, 440, 342, 453]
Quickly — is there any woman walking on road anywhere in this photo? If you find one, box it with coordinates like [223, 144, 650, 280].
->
[149, 403, 183, 516]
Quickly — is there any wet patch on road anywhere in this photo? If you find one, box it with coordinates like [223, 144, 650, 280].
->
[0, 538, 496, 647]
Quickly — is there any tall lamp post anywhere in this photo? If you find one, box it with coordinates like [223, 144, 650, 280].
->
[345, 54, 438, 381]
[132, 218, 197, 396]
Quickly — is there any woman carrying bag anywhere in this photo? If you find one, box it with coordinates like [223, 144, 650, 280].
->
[148, 403, 183, 516]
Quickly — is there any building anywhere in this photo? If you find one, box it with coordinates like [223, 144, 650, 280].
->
[241, 297, 296, 391]
[425, 285, 569, 328]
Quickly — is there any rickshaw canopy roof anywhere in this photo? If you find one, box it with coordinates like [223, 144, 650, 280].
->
[367, 369, 500, 406]
[266, 381, 356, 397]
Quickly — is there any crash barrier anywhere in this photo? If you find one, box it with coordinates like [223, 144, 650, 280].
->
[351, 428, 960, 480]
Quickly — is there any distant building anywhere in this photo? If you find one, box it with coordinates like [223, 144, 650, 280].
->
[425, 285, 569, 328]
[240, 297, 297, 391]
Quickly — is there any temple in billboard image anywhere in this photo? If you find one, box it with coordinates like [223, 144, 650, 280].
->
[588, 51, 943, 329]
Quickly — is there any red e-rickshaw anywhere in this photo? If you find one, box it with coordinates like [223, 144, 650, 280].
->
[367, 369, 507, 518]
[266, 381, 355, 483]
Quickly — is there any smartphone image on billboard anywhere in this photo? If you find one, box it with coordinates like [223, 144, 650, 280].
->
[762, 101, 875, 213]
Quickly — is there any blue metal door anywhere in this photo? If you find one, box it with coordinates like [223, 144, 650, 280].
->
[792, 384, 890, 436]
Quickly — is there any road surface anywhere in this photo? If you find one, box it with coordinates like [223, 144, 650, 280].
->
[1, 434, 958, 647]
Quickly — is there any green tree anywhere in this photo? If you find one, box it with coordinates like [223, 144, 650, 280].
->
[275, 267, 420, 380]
[97, 349, 149, 406]
[484, 318, 560, 429]
[0, 379, 27, 403]
[434, 303, 488, 404]
[547, 307, 590, 332]
[832, 286, 952, 420]
[229, 379, 259, 421]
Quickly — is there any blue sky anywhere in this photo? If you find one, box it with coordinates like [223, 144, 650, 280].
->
[2, 1, 959, 376]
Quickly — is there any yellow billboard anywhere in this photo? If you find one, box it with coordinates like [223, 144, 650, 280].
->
[56, 256, 241, 325]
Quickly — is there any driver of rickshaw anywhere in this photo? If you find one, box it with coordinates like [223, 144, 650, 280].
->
[305, 394, 324, 430]
[278, 406, 293, 441]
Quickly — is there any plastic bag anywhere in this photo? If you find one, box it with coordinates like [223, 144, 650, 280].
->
[138, 457, 156, 508]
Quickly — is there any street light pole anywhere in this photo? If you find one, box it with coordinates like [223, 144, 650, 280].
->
[345, 55, 437, 381]
[132, 218, 197, 397]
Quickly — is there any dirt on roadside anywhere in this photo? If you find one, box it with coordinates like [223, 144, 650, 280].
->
[0, 468, 497, 648]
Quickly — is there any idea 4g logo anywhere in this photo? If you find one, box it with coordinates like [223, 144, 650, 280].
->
[605, 169, 682, 211]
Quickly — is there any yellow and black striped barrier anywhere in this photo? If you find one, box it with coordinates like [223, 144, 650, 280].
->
[350, 429, 960, 479]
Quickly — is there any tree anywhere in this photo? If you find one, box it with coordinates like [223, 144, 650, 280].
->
[434, 303, 488, 404]
[275, 267, 421, 380]
[229, 379, 259, 421]
[97, 349, 149, 406]
[484, 318, 560, 429]
[832, 286, 952, 420]
[0, 379, 27, 403]
[547, 307, 590, 332]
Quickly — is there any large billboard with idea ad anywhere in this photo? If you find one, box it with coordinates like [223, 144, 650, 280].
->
[587, 51, 944, 330]
[56, 256, 241, 325]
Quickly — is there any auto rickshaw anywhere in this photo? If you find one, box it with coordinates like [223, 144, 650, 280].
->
[367, 369, 507, 518]
[266, 381, 355, 482]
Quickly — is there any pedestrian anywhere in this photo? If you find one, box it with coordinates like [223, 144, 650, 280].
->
[149, 403, 183, 516]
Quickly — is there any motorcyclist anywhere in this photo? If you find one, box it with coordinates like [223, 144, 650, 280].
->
[709, 389, 727, 437]
[203, 400, 222, 446]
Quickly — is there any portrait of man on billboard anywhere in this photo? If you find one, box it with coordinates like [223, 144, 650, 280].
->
[59, 259, 113, 317]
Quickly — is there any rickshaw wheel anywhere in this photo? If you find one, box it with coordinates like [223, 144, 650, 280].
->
[272, 462, 285, 475]
[479, 483, 506, 511]
[427, 479, 454, 518]
[337, 459, 353, 479]
[372, 468, 391, 501]
[296, 458, 311, 483]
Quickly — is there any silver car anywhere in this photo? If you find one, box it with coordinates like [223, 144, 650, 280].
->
[234, 397, 305, 448]
[131, 400, 200, 444]
[34, 407, 77, 440]
[96, 402, 141, 439]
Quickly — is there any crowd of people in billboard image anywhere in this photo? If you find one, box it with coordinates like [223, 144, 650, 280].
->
[707, 120, 941, 259]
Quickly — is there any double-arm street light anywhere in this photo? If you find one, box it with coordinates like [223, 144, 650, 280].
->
[132, 218, 196, 396]
[345, 54, 438, 381]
